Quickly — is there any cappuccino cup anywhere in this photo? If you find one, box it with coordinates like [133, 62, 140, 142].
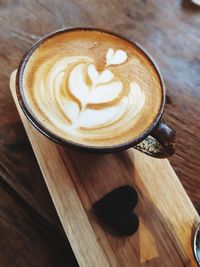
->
[16, 28, 176, 158]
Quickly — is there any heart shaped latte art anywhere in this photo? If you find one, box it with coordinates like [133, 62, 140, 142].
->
[106, 48, 128, 66]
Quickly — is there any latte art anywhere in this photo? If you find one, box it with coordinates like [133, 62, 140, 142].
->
[33, 49, 145, 138]
[22, 30, 162, 146]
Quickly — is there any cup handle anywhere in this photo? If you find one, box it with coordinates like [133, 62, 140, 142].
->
[133, 121, 177, 158]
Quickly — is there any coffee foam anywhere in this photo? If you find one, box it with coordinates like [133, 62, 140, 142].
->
[22, 30, 162, 146]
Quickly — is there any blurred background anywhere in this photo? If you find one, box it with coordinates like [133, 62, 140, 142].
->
[0, 0, 199, 266]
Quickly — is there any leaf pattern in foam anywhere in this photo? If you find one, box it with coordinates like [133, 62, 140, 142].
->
[129, 82, 145, 115]
[50, 70, 80, 124]
[60, 97, 79, 123]
[87, 64, 113, 85]
[77, 97, 128, 128]
[88, 81, 123, 104]
[87, 64, 99, 83]
[68, 63, 89, 106]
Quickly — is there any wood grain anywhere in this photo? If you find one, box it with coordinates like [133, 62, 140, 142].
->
[10, 71, 199, 266]
[0, 177, 78, 267]
[0, 0, 200, 266]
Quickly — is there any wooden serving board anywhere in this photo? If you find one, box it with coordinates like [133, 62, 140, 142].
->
[10, 71, 199, 267]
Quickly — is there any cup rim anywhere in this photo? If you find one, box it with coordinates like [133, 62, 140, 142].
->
[16, 27, 165, 153]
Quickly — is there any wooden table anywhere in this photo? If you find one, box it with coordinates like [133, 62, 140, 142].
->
[0, 1, 200, 266]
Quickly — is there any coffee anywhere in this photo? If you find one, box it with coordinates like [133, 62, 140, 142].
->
[22, 29, 162, 147]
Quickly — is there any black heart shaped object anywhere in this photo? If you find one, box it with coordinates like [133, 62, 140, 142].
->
[94, 185, 139, 236]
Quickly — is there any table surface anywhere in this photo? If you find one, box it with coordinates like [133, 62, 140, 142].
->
[0, 0, 200, 266]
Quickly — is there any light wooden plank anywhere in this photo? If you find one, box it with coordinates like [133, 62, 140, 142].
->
[10, 70, 199, 266]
